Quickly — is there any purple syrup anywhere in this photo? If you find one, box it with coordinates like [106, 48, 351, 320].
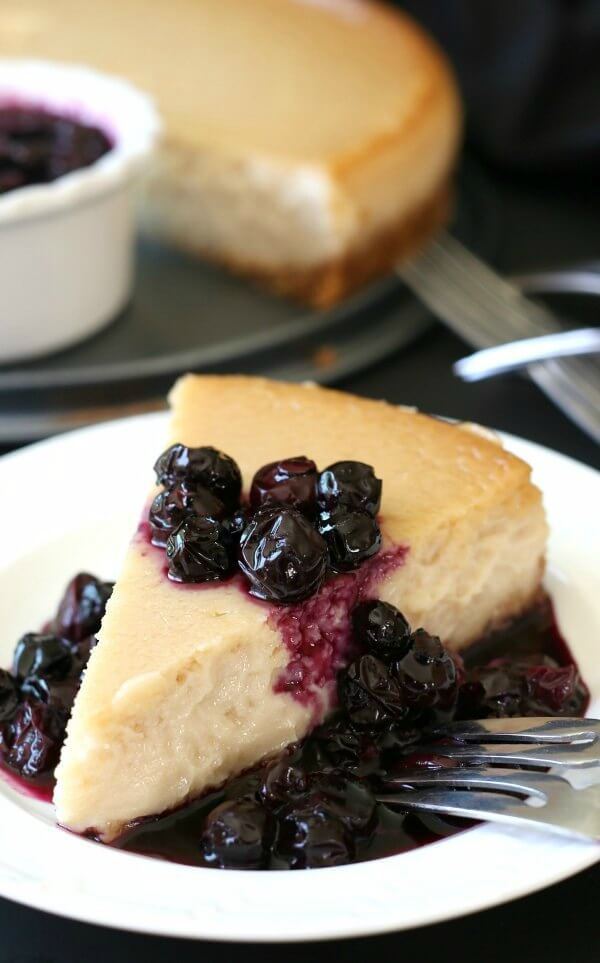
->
[0, 763, 53, 803]
[270, 546, 408, 708]
[113, 595, 587, 869]
[139, 513, 408, 710]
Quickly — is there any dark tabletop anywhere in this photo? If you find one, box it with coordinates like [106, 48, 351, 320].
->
[1, 163, 598, 961]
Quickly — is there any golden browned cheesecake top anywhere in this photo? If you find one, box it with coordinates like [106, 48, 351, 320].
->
[170, 375, 534, 547]
[0, 0, 458, 167]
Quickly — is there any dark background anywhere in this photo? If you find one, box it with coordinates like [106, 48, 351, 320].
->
[1, 1, 599, 957]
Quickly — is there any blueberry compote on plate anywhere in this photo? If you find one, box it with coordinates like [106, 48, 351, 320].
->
[0, 444, 589, 870]
[0, 574, 112, 798]
[0, 106, 112, 194]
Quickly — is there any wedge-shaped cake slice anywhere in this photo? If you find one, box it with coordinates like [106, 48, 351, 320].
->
[54, 376, 547, 839]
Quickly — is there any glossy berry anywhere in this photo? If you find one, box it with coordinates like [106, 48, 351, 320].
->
[166, 516, 233, 583]
[352, 600, 412, 659]
[149, 484, 226, 546]
[53, 573, 113, 643]
[239, 506, 328, 603]
[4, 699, 67, 779]
[524, 664, 586, 715]
[318, 510, 381, 571]
[0, 670, 19, 722]
[392, 629, 458, 723]
[153, 444, 242, 509]
[314, 718, 379, 773]
[223, 506, 248, 542]
[311, 772, 376, 834]
[19, 675, 80, 719]
[12, 633, 74, 682]
[258, 761, 310, 810]
[457, 660, 586, 720]
[273, 803, 352, 869]
[317, 461, 382, 517]
[200, 797, 270, 869]
[250, 457, 317, 516]
[339, 654, 407, 728]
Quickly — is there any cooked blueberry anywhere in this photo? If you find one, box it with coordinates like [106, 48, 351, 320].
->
[392, 629, 458, 723]
[523, 664, 586, 715]
[313, 718, 373, 772]
[53, 573, 113, 643]
[273, 803, 352, 869]
[239, 506, 328, 603]
[13, 633, 74, 682]
[19, 676, 50, 703]
[149, 483, 226, 546]
[317, 461, 382, 516]
[4, 699, 68, 779]
[20, 675, 79, 716]
[457, 660, 586, 720]
[153, 444, 241, 508]
[352, 600, 411, 659]
[258, 761, 309, 810]
[0, 106, 112, 195]
[222, 506, 248, 542]
[166, 516, 233, 583]
[250, 457, 317, 516]
[339, 654, 407, 728]
[318, 510, 381, 571]
[311, 772, 376, 834]
[0, 670, 19, 722]
[200, 796, 270, 869]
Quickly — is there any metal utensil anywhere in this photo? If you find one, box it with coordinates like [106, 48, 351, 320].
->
[377, 717, 600, 842]
[398, 233, 600, 443]
[454, 327, 600, 382]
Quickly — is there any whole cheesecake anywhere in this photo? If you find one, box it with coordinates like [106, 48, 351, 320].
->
[0, 0, 461, 305]
[54, 376, 547, 840]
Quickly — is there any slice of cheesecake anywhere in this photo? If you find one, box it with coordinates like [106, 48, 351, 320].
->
[0, 0, 461, 305]
[54, 376, 547, 839]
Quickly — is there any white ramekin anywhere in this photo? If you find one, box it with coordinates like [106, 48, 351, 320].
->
[0, 60, 161, 364]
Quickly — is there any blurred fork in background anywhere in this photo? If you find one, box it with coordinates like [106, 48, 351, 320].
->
[398, 232, 600, 444]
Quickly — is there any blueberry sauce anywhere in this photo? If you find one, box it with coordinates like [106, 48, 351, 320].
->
[0, 105, 113, 194]
[270, 547, 407, 709]
[0, 571, 589, 871]
[139, 514, 408, 712]
[0, 445, 590, 872]
[114, 595, 587, 870]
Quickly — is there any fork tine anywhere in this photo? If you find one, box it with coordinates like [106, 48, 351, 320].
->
[429, 717, 600, 744]
[382, 767, 567, 797]
[425, 241, 600, 402]
[377, 767, 600, 841]
[413, 740, 600, 770]
[378, 788, 600, 842]
[399, 232, 600, 442]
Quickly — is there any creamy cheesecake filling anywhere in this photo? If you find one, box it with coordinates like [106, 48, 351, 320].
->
[271, 546, 408, 708]
[54, 525, 407, 839]
[51, 375, 549, 841]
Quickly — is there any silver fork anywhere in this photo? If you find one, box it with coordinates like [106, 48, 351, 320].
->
[398, 233, 600, 444]
[376, 717, 600, 842]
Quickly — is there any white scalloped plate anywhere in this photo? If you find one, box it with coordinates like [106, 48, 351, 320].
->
[0, 413, 598, 942]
